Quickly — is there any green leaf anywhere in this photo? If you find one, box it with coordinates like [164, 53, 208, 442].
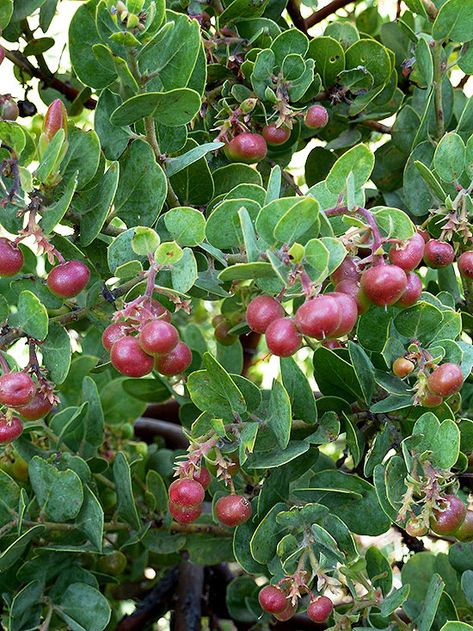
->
[35, 130, 65, 184]
[326, 144, 375, 194]
[42, 323, 71, 384]
[307, 36, 345, 88]
[380, 585, 410, 617]
[94, 89, 130, 161]
[79, 162, 120, 247]
[0, 0, 13, 29]
[239, 422, 259, 466]
[395, 301, 444, 343]
[61, 128, 101, 190]
[372, 207, 416, 240]
[273, 197, 320, 244]
[0, 469, 20, 527]
[113, 452, 140, 530]
[250, 502, 287, 564]
[155, 240, 183, 266]
[244, 441, 310, 469]
[218, 262, 275, 282]
[366, 546, 393, 596]
[170, 247, 198, 293]
[280, 356, 317, 424]
[77, 486, 104, 552]
[0, 526, 45, 571]
[131, 227, 160, 256]
[164, 207, 206, 246]
[418, 574, 445, 631]
[29, 456, 84, 522]
[9, 580, 42, 631]
[40, 173, 78, 235]
[461, 570, 473, 605]
[15, 291, 48, 341]
[304, 238, 330, 283]
[58, 583, 111, 631]
[432, 0, 473, 41]
[267, 380, 292, 449]
[220, 0, 269, 23]
[207, 199, 260, 250]
[166, 142, 223, 177]
[348, 341, 375, 404]
[110, 89, 201, 127]
[441, 625, 473, 631]
[433, 132, 466, 183]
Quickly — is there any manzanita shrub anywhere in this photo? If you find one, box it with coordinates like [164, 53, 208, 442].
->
[0, 0, 472, 629]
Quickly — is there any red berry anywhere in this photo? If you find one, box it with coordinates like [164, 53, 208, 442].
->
[423, 240, 455, 269]
[258, 585, 288, 614]
[392, 357, 415, 378]
[421, 392, 443, 408]
[17, 391, 53, 420]
[143, 299, 172, 323]
[397, 272, 422, 307]
[215, 494, 252, 527]
[389, 233, 425, 271]
[155, 342, 192, 375]
[322, 339, 343, 349]
[427, 363, 463, 397]
[169, 478, 205, 507]
[0, 372, 35, 407]
[0, 416, 23, 443]
[265, 318, 301, 357]
[139, 320, 179, 355]
[111, 336, 154, 378]
[458, 251, 473, 279]
[335, 280, 370, 314]
[295, 295, 341, 339]
[328, 292, 358, 337]
[360, 264, 407, 306]
[307, 596, 333, 623]
[274, 601, 297, 621]
[169, 502, 202, 524]
[246, 296, 284, 334]
[47, 260, 90, 298]
[193, 467, 211, 490]
[418, 229, 430, 243]
[304, 105, 329, 129]
[430, 494, 466, 535]
[331, 257, 360, 284]
[262, 124, 291, 146]
[455, 510, 473, 541]
[405, 516, 428, 537]
[224, 133, 267, 164]
[102, 322, 129, 352]
[214, 321, 237, 346]
[0, 238, 24, 277]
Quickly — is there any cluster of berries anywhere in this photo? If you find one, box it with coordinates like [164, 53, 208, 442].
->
[393, 358, 464, 408]
[102, 299, 192, 378]
[259, 584, 333, 623]
[406, 494, 473, 541]
[168, 471, 252, 527]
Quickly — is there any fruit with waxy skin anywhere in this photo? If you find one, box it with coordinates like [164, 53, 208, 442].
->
[17, 391, 54, 419]
[0, 372, 35, 406]
[47, 260, 90, 298]
[423, 240, 455, 269]
[421, 392, 443, 408]
[265, 318, 301, 357]
[360, 264, 407, 306]
[331, 257, 360, 284]
[323, 339, 343, 349]
[295, 295, 341, 339]
[102, 322, 130, 351]
[169, 502, 202, 523]
[142, 299, 172, 323]
[430, 494, 466, 535]
[328, 292, 358, 337]
[155, 342, 192, 375]
[397, 272, 422, 307]
[0, 416, 23, 443]
[17, 100, 37, 117]
[406, 516, 428, 537]
[246, 296, 284, 334]
[215, 494, 252, 527]
[389, 233, 425, 271]
[454, 510, 473, 541]
[274, 601, 297, 621]
[305, 104, 329, 129]
[262, 124, 291, 146]
[193, 467, 211, 490]
[427, 363, 463, 397]
[335, 280, 370, 314]
[393, 357, 415, 378]
[139, 320, 179, 355]
[258, 585, 288, 614]
[0, 238, 24, 277]
[458, 251, 473, 279]
[224, 133, 267, 164]
[111, 336, 154, 378]
[214, 320, 237, 346]
[169, 478, 205, 506]
[97, 550, 127, 575]
[0, 95, 19, 121]
[307, 596, 333, 623]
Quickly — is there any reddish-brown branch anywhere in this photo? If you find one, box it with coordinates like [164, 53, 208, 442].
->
[362, 120, 392, 134]
[174, 557, 205, 631]
[306, 0, 358, 27]
[286, 0, 308, 33]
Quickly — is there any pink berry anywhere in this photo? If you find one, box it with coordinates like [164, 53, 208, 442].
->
[295, 295, 341, 339]
[0, 238, 23, 277]
[0, 416, 23, 443]
[389, 232, 425, 271]
[102, 322, 129, 352]
[360, 264, 407, 306]
[258, 585, 288, 614]
[169, 478, 205, 507]
[265, 318, 301, 357]
[110, 336, 154, 378]
[307, 596, 333, 623]
[139, 320, 179, 355]
[215, 495, 252, 527]
[0, 372, 36, 407]
[397, 272, 422, 307]
[423, 240, 455, 269]
[246, 296, 284, 334]
[305, 105, 329, 129]
[155, 342, 192, 376]
[47, 260, 90, 298]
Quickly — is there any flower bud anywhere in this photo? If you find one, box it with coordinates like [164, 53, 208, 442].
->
[42, 99, 68, 143]
[240, 98, 257, 114]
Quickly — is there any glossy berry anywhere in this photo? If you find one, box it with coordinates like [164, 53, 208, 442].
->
[430, 494, 466, 535]
[427, 363, 463, 397]
[262, 124, 291, 146]
[295, 295, 341, 340]
[0, 372, 35, 407]
[305, 104, 329, 129]
[17, 100, 37, 117]
[455, 510, 473, 542]
[307, 596, 334, 623]
[215, 494, 252, 527]
[97, 550, 127, 576]
[329, 292, 358, 337]
[193, 467, 211, 490]
[274, 601, 297, 621]
[0, 238, 24, 277]
[392, 357, 415, 378]
[246, 296, 284, 334]
[360, 264, 407, 306]
[155, 342, 192, 375]
[142, 299, 172, 323]
[331, 257, 360, 284]
[389, 233, 425, 271]
[0, 416, 23, 443]
[458, 251, 473, 279]
[111, 336, 154, 378]
[405, 516, 428, 537]
[224, 133, 267, 164]
[139, 320, 179, 355]
[258, 585, 288, 614]
[169, 502, 202, 524]
[214, 321, 237, 346]
[423, 240, 455, 269]
[47, 260, 90, 298]
[335, 280, 370, 314]
[265, 318, 301, 357]
[169, 478, 205, 507]
[102, 322, 129, 352]
[421, 392, 443, 408]
[397, 272, 422, 307]
[17, 391, 53, 420]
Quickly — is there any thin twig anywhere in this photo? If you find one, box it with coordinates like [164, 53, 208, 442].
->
[306, 0, 358, 27]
